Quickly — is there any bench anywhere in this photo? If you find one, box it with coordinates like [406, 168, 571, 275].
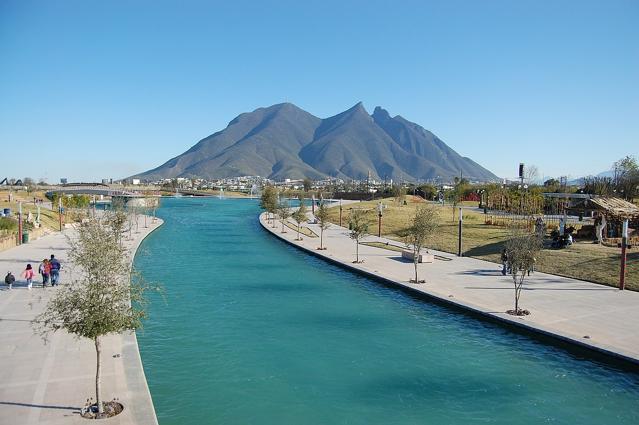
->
[402, 250, 434, 263]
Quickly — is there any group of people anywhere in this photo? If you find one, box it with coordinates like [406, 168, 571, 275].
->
[4, 254, 62, 290]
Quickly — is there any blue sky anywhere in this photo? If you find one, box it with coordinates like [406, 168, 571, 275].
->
[1, 0, 637, 182]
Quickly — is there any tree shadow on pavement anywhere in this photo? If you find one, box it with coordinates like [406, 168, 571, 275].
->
[0, 401, 80, 413]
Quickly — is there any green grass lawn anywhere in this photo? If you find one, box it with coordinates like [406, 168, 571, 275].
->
[0, 200, 61, 233]
[326, 197, 638, 290]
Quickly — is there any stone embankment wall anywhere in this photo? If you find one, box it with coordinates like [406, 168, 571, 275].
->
[0, 226, 49, 252]
[120, 197, 161, 208]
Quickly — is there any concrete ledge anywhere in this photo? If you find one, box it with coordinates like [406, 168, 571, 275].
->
[258, 212, 639, 369]
[0, 215, 163, 424]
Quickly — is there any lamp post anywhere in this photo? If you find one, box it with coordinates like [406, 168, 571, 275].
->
[377, 202, 383, 238]
[620, 219, 629, 290]
[18, 201, 23, 245]
[457, 207, 463, 257]
[339, 199, 343, 227]
[58, 197, 63, 231]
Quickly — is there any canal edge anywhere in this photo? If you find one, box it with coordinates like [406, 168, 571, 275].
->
[258, 212, 639, 370]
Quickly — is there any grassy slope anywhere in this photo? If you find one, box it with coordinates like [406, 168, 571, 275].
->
[0, 190, 61, 233]
[326, 197, 638, 291]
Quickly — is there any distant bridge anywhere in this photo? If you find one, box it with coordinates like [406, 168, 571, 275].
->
[47, 185, 142, 198]
[174, 189, 217, 197]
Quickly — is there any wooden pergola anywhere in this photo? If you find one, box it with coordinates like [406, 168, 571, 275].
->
[568, 196, 639, 241]
[578, 197, 639, 220]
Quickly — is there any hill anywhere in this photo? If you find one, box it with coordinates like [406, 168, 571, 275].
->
[134, 102, 498, 182]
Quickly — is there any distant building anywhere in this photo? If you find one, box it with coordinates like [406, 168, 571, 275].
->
[132, 179, 141, 185]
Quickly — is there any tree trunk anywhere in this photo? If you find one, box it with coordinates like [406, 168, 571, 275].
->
[95, 336, 103, 414]
[514, 273, 523, 312]
[297, 225, 300, 240]
[356, 240, 359, 262]
[414, 254, 418, 283]
[320, 229, 323, 249]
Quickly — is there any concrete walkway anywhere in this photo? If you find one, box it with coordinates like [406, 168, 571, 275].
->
[0, 216, 162, 424]
[260, 212, 639, 366]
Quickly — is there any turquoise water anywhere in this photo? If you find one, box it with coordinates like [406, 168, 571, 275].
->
[135, 198, 639, 425]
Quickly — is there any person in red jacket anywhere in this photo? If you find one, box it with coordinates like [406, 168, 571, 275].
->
[39, 259, 50, 288]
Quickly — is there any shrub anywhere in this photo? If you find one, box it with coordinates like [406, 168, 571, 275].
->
[0, 217, 18, 232]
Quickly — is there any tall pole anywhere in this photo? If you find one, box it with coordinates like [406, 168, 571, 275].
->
[58, 197, 63, 231]
[18, 202, 23, 245]
[339, 199, 343, 227]
[377, 202, 383, 238]
[620, 219, 629, 290]
[457, 207, 463, 257]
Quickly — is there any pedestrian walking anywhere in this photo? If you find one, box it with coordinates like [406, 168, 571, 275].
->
[501, 248, 509, 276]
[39, 259, 50, 288]
[22, 264, 34, 289]
[5, 272, 15, 290]
[49, 254, 61, 286]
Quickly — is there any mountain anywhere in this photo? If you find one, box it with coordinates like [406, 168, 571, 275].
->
[567, 170, 614, 185]
[134, 102, 498, 182]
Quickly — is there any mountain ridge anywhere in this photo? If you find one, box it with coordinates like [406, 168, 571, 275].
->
[134, 102, 498, 182]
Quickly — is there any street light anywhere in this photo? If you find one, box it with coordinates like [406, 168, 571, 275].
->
[377, 202, 384, 237]
[18, 201, 23, 245]
[620, 219, 629, 290]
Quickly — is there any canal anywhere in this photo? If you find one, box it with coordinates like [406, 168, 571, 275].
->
[135, 198, 639, 425]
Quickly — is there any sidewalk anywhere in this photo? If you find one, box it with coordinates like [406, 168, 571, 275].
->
[0, 216, 162, 424]
[260, 212, 639, 365]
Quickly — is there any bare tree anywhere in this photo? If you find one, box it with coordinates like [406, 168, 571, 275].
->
[524, 165, 539, 184]
[398, 204, 439, 284]
[291, 198, 307, 241]
[504, 227, 542, 315]
[34, 216, 151, 417]
[348, 209, 369, 263]
[314, 201, 331, 250]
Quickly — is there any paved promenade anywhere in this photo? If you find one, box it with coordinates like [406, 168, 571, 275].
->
[0, 216, 162, 424]
[260, 212, 639, 365]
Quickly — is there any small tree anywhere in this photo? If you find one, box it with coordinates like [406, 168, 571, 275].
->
[34, 216, 150, 417]
[315, 201, 331, 250]
[504, 227, 542, 315]
[303, 178, 312, 192]
[392, 185, 407, 206]
[291, 198, 307, 241]
[448, 177, 468, 221]
[260, 185, 278, 225]
[398, 204, 439, 284]
[277, 201, 292, 233]
[348, 209, 369, 263]
[612, 156, 639, 200]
